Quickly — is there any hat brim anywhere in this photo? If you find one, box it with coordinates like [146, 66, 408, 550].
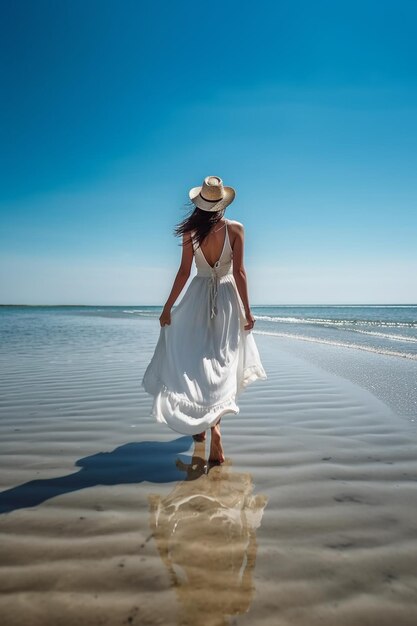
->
[188, 186, 236, 212]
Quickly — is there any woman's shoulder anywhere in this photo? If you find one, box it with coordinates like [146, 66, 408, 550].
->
[226, 219, 244, 239]
[226, 218, 244, 230]
[226, 219, 244, 249]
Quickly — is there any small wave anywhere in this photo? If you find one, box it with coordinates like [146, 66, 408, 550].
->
[253, 330, 417, 360]
[254, 315, 417, 328]
[349, 329, 417, 343]
[122, 309, 159, 317]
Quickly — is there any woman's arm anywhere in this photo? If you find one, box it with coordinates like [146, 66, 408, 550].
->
[232, 224, 255, 330]
[160, 232, 194, 326]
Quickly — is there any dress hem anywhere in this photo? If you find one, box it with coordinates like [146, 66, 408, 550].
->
[141, 363, 267, 435]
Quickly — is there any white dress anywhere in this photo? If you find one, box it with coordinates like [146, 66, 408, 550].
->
[141, 219, 267, 435]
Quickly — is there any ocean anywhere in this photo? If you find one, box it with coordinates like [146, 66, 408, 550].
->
[1, 304, 417, 360]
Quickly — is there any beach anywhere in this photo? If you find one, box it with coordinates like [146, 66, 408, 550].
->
[1, 307, 417, 626]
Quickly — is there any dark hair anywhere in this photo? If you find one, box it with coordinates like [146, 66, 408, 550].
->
[173, 200, 226, 250]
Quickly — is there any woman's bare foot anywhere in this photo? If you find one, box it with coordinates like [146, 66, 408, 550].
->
[208, 422, 225, 464]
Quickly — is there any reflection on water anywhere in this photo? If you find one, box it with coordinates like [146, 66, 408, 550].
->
[149, 443, 268, 626]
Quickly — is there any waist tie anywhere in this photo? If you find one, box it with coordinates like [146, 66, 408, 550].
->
[196, 261, 233, 322]
[208, 266, 219, 320]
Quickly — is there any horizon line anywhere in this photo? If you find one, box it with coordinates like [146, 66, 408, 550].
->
[0, 302, 417, 307]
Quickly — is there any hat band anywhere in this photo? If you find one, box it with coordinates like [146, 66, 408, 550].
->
[200, 192, 223, 202]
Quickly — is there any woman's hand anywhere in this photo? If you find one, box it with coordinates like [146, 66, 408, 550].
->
[244, 310, 256, 331]
[159, 306, 171, 327]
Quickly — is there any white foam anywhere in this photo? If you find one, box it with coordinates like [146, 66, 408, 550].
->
[254, 314, 417, 328]
[122, 309, 157, 317]
[253, 330, 417, 360]
[350, 328, 417, 343]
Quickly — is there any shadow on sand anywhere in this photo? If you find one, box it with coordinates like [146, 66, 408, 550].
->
[0, 436, 194, 515]
[0, 437, 269, 624]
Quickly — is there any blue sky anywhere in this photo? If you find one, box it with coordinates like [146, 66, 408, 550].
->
[1, 0, 416, 304]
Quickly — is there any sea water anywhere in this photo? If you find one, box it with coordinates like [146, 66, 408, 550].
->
[1, 305, 416, 360]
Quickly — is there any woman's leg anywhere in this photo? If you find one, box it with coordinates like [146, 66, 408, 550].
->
[209, 417, 225, 463]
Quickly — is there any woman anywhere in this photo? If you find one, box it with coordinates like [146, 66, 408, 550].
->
[141, 175, 267, 463]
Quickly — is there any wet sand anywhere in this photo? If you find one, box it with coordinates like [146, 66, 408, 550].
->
[1, 319, 417, 626]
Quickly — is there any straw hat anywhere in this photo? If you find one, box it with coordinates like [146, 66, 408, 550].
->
[188, 175, 236, 212]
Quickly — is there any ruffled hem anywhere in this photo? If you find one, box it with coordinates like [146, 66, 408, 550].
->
[159, 384, 238, 414]
[152, 395, 239, 435]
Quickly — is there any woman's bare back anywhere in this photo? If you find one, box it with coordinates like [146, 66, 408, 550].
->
[199, 218, 242, 267]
